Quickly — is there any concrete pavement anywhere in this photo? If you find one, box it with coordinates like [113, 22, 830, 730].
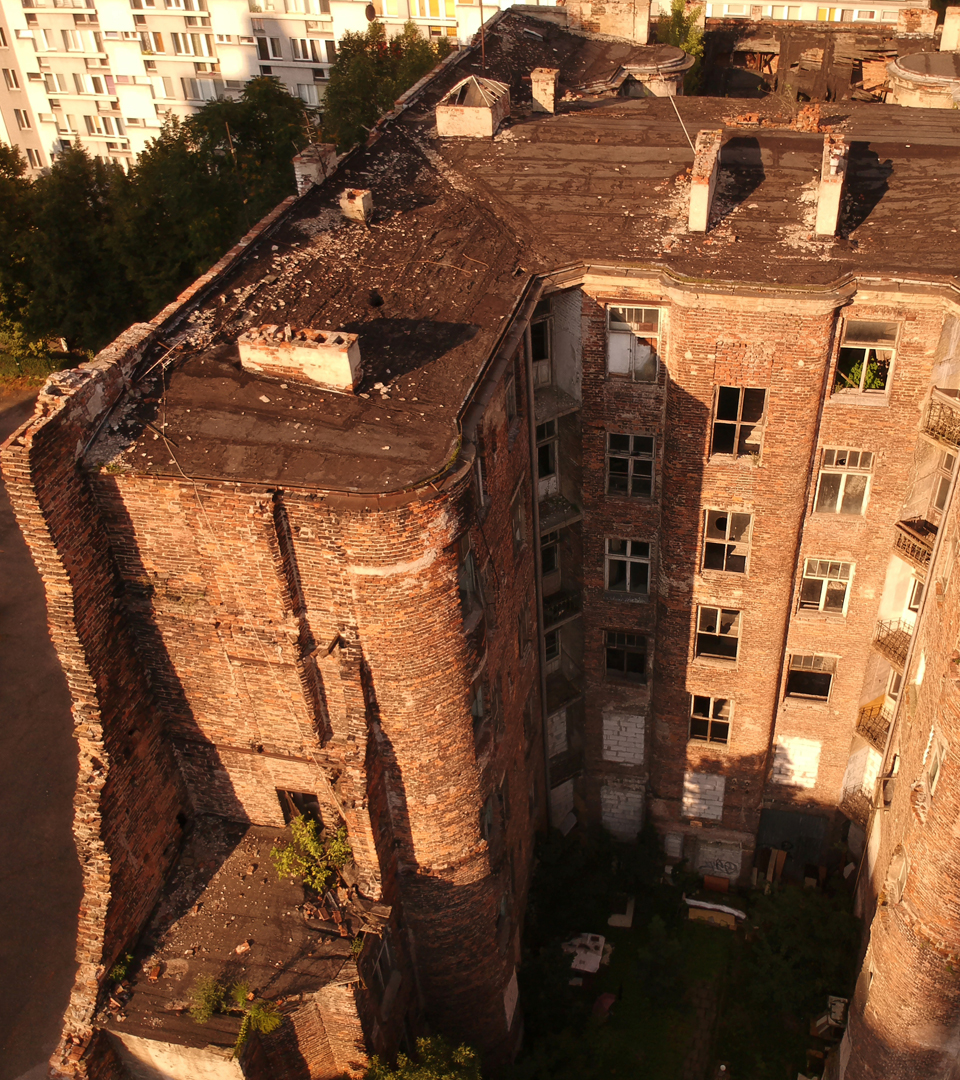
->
[0, 391, 82, 1080]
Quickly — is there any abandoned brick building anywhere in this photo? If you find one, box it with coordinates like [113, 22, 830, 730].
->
[6, 5, 960, 1080]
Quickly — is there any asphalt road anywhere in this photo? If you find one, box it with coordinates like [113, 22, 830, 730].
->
[0, 392, 82, 1080]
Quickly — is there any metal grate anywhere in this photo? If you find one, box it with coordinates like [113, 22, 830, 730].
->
[893, 518, 936, 576]
[543, 590, 582, 628]
[924, 399, 960, 448]
[873, 619, 912, 672]
[856, 703, 893, 753]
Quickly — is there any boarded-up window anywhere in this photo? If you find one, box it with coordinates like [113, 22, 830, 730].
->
[682, 772, 725, 821]
[771, 736, 821, 788]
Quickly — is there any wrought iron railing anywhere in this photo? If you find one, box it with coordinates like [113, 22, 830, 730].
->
[543, 589, 582, 628]
[893, 518, 936, 575]
[924, 396, 960, 448]
[873, 619, 912, 671]
[856, 702, 893, 753]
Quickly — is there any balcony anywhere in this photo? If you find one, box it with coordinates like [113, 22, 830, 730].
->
[924, 389, 960, 448]
[856, 701, 893, 753]
[892, 518, 937, 576]
[872, 619, 912, 672]
[543, 589, 581, 629]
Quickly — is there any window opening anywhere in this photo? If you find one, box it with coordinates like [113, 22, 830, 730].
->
[799, 559, 852, 613]
[606, 306, 661, 382]
[605, 539, 650, 595]
[907, 578, 924, 613]
[531, 298, 552, 388]
[277, 789, 321, 824]
[536, 420, 558, 499]
[457, 534, 479, 612]
[605, 631, 647, 682]
[711, 386, 766, 457]
[785, 654, 836, 699]
[703, 510, 752, 572]
[814, 448, 873, 515]
[540, 530, 559, 576]
[690, 696, 731, 744]
[696, 606, 741, 660]
[606, 433, 654, 498]
[544, 628, 560, 674]
[834, 320, 897, 394]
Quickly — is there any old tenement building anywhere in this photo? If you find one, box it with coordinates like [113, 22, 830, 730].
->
[6, 8, 960, 1079]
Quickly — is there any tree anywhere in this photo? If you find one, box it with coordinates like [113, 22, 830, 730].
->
[657, 0, 704, 92]
[271, 817, 351, 893]
[366, 1036, 482, 1080]
[322, 22, 452, 152]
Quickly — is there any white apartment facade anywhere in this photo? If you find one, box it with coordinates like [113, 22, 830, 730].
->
[0, 0, 546, 169]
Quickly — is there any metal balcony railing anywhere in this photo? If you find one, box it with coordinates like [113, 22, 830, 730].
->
[924, 394, 960, 448]
[543, 589, 581, 628]
[856, 702, 893, 753]
[873, 619, 912, 672]
[893, 518, 936, 576]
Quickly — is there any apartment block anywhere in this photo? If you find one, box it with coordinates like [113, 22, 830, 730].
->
[6, 6, 960, 1079]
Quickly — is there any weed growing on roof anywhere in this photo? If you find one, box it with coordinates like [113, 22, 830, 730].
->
[270, 815, 351, 894]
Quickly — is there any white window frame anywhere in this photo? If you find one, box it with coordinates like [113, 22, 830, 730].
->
[833, 319, 898, 396]
[531, 298, 552, 388]
[3, 68, 20, 90]
[689, 695, 732, 745]
[814, 448, 873, 515]
[62, 28, 84, 51]
[291, 37, 326, 62]
[140, 31, 164, 53]
[695, 606, 741, 661]
[14, 108, 31, 129]
[702, 509, 752, 573]
[785, 654, 837, 701]
[26, 148, 41, 168]
[605, 433, 654, 499]
[929, 447, 956, 524]
[604, 538, 651, 596]
[536, 420, 558, 499]
[799, 558, 853, 614]
[256, 35, 283, 59]
[907, 577, 924, 614]
[606, 306, 661, 382]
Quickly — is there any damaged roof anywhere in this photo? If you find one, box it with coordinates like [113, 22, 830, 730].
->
[88, 10, 960, 496]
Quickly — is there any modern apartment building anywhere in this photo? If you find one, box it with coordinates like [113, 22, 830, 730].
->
[0, 0, 551, 170]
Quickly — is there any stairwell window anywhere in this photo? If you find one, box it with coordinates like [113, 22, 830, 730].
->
[606, 306, 661, 382]
[606, 433, 654, 498]
[696, 606, 740, 660]
[711, 386, 766, 457]
[814, 448, 873, 514]
[785, 654, 836, 700]
[703, 509, 752, 572]
[799, 559, 852, 614]
[605, 631, 647, 682]
[605, 539, 650, 595]
[689, 695, 731, 744]
[833, 320, 897, 395]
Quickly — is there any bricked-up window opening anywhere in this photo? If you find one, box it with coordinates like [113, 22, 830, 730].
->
[930, 448, 956, 523]
[907, 578, 924, 613]
[690, 696, 731, 744]
[703, 510, 752, 572]
[882, 846, 908, 906]
[605, 539, 650, 595]
[799, 559, 852, 613]
[544, 628, 560, 673]
[277, 790, 321, 825]
[711, 386, 767, 457]
[605, 631, 647, 682]
[540, 530, 559, 575]
[606, 433, 654, 498]
[696, 606, 741, 660]
[606, 306, 660, 382]
[834, 320, 897, 394]
[536, 420, 558, 498]
[531, 298, 552, 388]
[814, 448, 873, 514]
[785, 654, 836, 699]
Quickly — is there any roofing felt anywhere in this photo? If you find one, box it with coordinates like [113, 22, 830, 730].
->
[89, 11, 960, 496]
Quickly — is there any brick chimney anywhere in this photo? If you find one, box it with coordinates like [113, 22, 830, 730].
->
[688, 129, 723, 233]
[238, 325, 362, 393]
[292, 144, 339, 196]
[531, 68, 559, 114]
[340, 188, 373, 224]
[815, 134, 848, 237]
[942, 6, 960, 50]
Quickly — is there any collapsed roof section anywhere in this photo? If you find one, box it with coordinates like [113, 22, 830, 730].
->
[436, 75, 512, 137]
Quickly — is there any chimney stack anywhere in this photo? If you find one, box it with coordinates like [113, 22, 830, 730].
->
[815, 134, 848, 237]
[531, 68, 560, 113]
[340, 188, 373, 224]
[688, 129, 723, 233]
[292, 144, 338, 196]
[238, 326, 362, 393]
[942, 6, 960, 50]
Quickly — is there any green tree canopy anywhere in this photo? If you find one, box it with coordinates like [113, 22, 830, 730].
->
[366, 1036, 482, 1080]
[322, 22, 451, 151]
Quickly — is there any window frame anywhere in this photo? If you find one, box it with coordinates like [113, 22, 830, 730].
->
[702, 509, 752, 574]
[798, 558, 853, 615]
[530, 298, 552, 389]
[540, 529, 559, 578]
[457, 533, 480, 615]
[689, 695, 732, 745]
[604, 630, 648, 683]
[785, 653, 837, 701]
[711, 385, 767, 459]
[605, 432, 654, 499]
[604, 538, 651, 596]
[536, 419, 558, 499]
[695, 606, 741, 662]
[926, 731, 947, 796]
[814, 447, 873, 515]
[605, 305, 662, 383]
[832, 319, 898, 397]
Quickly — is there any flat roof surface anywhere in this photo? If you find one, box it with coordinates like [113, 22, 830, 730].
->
[89, 11, 960, 494]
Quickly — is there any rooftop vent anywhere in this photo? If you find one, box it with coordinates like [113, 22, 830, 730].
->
[436, 76, 510, 138]
[531, 67, 559, 114]
[238, 325, 362, 393]
[688, 129, 722, 233]
[815, 134, 848, 237]
[340, 188, 372, 224]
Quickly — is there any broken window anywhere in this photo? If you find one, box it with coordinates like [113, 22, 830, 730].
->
[814, 448, 872, 514]
[834, 320, 897, 394]
[536, 420, 558, 499]
[277, 790, 321, 824]
[711, 386, 766, 457]
[531, 298, 552, 388]
[799, 559, 852, 614]
[606, 433, 654, 498]
[605, 631, 647, 682]
[605, 539, 650, 595]
[690, 696, 731, 744]
[785, 654, 836, 699]
[457, 534, 480, 613]
[929, 448, 956, 524]
[696, 606, 741, 660]
[703, 510, 752, 573]
[606, 306, 661, 382]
